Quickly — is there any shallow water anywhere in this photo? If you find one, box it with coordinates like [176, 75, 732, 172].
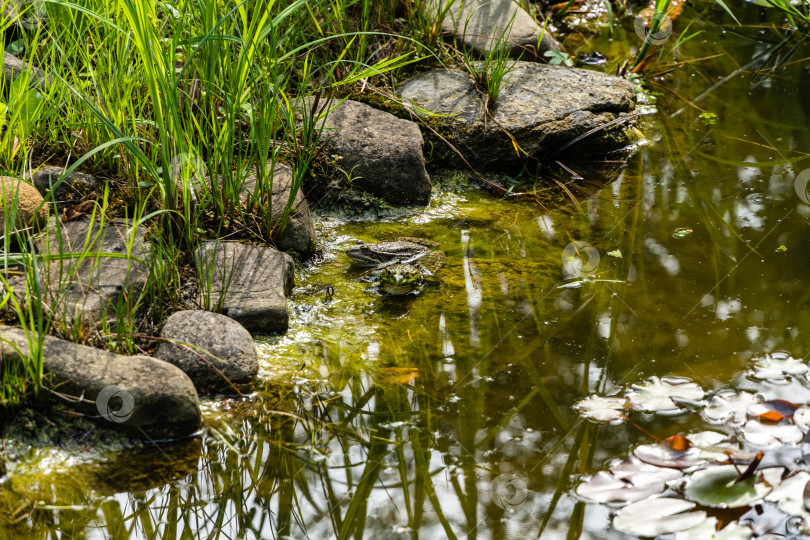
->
[3, 2, 810, 538]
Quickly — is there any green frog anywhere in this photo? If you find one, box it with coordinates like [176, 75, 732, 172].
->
[378, 251, 446, 295]
[346, 237, 438, 267]
[347, 237, 445, 295]
[378, 263, 424, 295]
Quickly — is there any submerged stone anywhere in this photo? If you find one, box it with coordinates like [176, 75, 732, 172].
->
[0, 326, 201, 440]
[154, 310, 259, 394]
[195, 241, 295, 334]
[398, 62, 638, 169]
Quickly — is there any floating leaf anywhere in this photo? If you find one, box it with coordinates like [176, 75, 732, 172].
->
[760, 467, 785, 487]
[736, 501, 795, 536]
[701, 391, 759, 426]
[742, 419, 803, 447]
[684, 465, 771, 508]
[687, 431, 727, 447]
[765, 471, 810, 518]
[794, 406, 810, 432]
[610, 455, 684, 483]
[749, 352, 806, 382]
[577, 455, 683, 503]
[576, 471, 661, 503]
[757, 446, 806, 473]
[747, 399, 798, 422]
[733, 451, 764, 484]
[627, 376, 705, 414]
[674, 518, 753, 540]
[613, 498, 707, 537]
[576, 395, 629, 423]
[665, 434, 692, 451]
[687, 431, 740, 461]
[634, 440, 705, 469]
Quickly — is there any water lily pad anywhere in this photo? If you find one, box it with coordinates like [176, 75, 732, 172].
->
[793, 405, 810, 432]
[684, 465, 771, 508]
[701, 390, 759, 426]
[611, 455, 684, 483]
[577, 456, 682, 503]
[634, 440, 705, 469]
[760, 467, 785, 487]
[747, 399, 798, 422]
[687, 431, 740, 461]
[750, 352, 807, 383]
[627, 376, 705, 414]
[742, 419, 803, 447]
[674, 518, 753, 540]
[757, 447, 805, 473]
[765, 471, 810, 518]
[576, 471, 663, 503]
[613, 498, 707, 537]
[687, 431, 727, 447]
[576, 395, 630, 423]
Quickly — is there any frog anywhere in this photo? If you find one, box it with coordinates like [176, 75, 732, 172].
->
[346, 237, 445, 295]
[378, 251, 446, 295]
[378, 263, 423, 296]
[346, 237, 438, 268]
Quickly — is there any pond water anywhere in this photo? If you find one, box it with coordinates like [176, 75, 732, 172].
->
[2, 2, 810, 538]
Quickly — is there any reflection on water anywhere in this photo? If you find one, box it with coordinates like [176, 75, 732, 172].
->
[3, 4, 810, 539]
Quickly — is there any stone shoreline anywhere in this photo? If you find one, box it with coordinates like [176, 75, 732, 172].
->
[0, 4, 642, 439]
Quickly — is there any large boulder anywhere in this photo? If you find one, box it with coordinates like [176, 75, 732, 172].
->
[398, 63, 638, 169]
[154, 310, 259, 394]
[433, 0, 561, 59]
[0, 176, 48, 240]
[241, 162, 317, 258]
[0, 326, 201, 439]
[313, 99, 432, 206]
[30, 166, 98, 203]
[195, 241, 294, 334]
[37, 217, 150, 328]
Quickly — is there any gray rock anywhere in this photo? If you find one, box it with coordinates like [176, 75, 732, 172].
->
[398, 63, 637, 169]
[38, 217, 150, 328]
[30, 166, 98, 202]
[195, 241, 294, 334]
[0, 326, 201, 440]
[241, 162, 317, 258]
[433, 0, 561, 59]
[154, 310, 259, 393]
[315, 99, 432, 205]
[2, 52, 50, 90]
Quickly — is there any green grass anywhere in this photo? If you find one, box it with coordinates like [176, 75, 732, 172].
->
[0, 0, 420, 410]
